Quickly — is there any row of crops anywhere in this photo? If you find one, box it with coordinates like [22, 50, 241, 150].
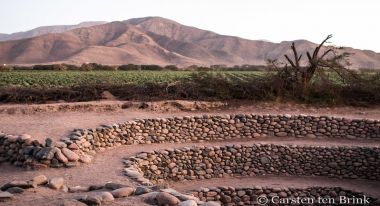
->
[0, 71, 266, 88]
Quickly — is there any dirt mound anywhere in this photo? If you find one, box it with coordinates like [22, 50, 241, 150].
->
[0, 100, 227, 115]
[126, 100, 228, 112]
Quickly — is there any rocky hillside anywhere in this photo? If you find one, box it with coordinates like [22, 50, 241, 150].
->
[0, 17, 379, 69]
[0, 21, 106, 42]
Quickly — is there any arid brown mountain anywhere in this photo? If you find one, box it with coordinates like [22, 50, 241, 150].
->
[0, 21, 106, 42]
[0, 17, 379, 69]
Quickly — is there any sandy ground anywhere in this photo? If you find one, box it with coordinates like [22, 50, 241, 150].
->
[1, 100, 380, 141]
[1, 100, 380, 205]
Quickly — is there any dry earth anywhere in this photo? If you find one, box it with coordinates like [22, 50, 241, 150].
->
[1, 100, 380, 205]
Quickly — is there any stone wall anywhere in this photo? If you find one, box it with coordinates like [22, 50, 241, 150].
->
[79, 114, 380, 148]
[192, 186, 377, 206]
[127, 144, 380, 181]
[1, 114, 379, 168]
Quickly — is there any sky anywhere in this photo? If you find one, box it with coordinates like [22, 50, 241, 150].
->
[0, 0, 379, 52]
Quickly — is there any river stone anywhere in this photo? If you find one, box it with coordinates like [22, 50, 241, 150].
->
[69, 186, 89, 193]
[179, 200, 198, 206]
[83, 196, 102, 205]
[19, 134, 31, 140]
[37, 147, 55, 160]
[260, 156, 270, 164]
[0, 191, 13, 200]
[161, 188, 200, 201]
[135, 186, 152, 195]
[60, 199, 87, 206]
[89, 184, 104, 191]
[55, 149, 69, 163]
[111, 187, 135, 198]
[139, 191, 159, 204]
[49, 177, 65, 190]
[1, 181, 32, 190]
[96, 191, 114, 202]
[104, 183, 127, 190]
[79, 155, 92, 163]
[30, 175, 48, 186]
[55, 141, 67, 148]
[61, 148, 79, 162]
[200, 201, 221, 206]
[156, 192, 180, 206]
[68, 143, 79, 150]
[279, 191, 288, 197]
[6, 187, 24, 194]
[124, 168, 143, 178]
[276, 132, 287, 137]
[45, 138, 55, 147]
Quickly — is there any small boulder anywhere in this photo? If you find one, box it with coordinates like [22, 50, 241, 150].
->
[111, 187, 135, 198]
[30, 175, 48, 186]
[6, 187, 24, 194]
[156, 192, 180, 206]
[48, 177, 65, 190]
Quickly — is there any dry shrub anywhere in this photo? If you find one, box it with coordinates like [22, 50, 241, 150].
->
[0, 64, 13, 71]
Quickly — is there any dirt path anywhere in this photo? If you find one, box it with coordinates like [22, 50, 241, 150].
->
[1, 100, 380, 141]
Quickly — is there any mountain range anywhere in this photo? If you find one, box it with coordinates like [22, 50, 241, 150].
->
[0, 17, 379, 69]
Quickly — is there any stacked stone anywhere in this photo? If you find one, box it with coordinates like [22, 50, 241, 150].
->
[128, 144, 380, 182]
[0, 133, 36, 167]
[192, 186, 377, 206]
[71, 114, 380, 151]
[0, 132, 91, 169]
[1, 114, 379, 168]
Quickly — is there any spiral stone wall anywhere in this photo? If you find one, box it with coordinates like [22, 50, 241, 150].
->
[192, 186, 377, 206]
[1, 114, 379, 168]
[127, 144, 380, 181]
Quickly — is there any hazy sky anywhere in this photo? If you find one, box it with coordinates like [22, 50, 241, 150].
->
[1, 0, 379, 52]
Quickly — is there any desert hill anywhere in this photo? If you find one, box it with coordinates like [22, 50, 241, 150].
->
[0, 17, 379, 68]
[0, 21, 106, 42]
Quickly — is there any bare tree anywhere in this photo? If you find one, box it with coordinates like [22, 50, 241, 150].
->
[268, 35, 355, 94]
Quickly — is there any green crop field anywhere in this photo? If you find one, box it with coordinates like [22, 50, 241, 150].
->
[0, 71, 266, 88]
